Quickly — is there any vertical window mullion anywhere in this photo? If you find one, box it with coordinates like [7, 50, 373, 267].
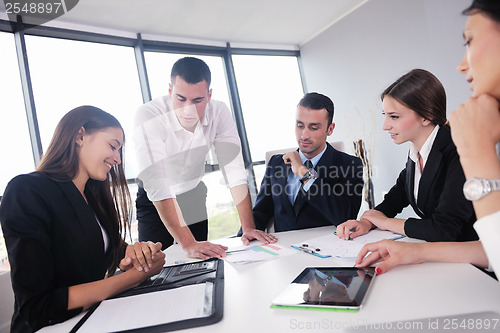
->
[14, 17, 42, 166]
[134, 33, 152, 104]
[223, 43, 258, 202]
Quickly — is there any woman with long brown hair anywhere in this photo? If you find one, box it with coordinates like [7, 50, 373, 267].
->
[0, 105, 165, 332]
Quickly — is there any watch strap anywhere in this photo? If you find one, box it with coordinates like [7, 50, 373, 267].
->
[300, 170, 311, 184]
[490, 179, 500, 192]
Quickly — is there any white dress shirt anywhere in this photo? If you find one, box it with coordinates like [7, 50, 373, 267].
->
[95, 216, 109, 253]
[473, 142, 500, 279]
[409, 125, 439, 202]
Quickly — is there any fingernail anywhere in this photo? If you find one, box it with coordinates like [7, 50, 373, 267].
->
[149, 263, 152, 268]
[137, 266, 143, 271]
[376, 267, 382, 275]
[144, 267, 149, 272]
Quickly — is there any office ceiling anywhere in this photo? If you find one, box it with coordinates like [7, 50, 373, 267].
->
[38, 0, 369, 47]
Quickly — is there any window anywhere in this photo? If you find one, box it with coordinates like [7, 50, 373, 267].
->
[20, 36, 145, 246]
[0, 31, 33, 271]
[231, 55, 304, 163]
[24, 35, 144, 179]
[0, 32, 34, 197]
[145, 52, 230, 106]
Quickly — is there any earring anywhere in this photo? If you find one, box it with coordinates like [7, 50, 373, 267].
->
[79, 141, 83, 147]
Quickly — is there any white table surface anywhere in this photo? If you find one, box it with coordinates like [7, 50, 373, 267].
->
[39, 226, 500, 332]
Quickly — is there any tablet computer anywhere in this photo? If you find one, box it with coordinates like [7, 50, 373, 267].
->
[271, 267, 376, 312]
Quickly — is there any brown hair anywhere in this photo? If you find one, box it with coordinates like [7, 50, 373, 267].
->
[381, 69, 447, 126]
[36, 105, 131, 276]
[463, 0, 500, 23]
[298, 92, 335, 126]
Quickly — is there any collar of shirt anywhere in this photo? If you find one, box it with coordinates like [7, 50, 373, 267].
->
[409, 125, 439, 204]
[409, 125, 439, 167]
[298, 143, 328, 167]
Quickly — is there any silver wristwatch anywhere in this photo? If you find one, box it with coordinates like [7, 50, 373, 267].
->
[300, 168, 318, 184]
[463, 177, 500, 201]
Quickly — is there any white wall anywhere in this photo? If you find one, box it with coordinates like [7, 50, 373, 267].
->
[300, 0, 471, 216]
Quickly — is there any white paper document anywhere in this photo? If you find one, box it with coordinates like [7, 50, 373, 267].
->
[214, 237, 264, 252]
[224, 242, 297, 264]
[78, 283, 208, 332]
[292, 228, 405, 260]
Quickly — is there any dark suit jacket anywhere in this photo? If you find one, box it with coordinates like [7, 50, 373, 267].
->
[252, 143, 363, 232]
[0, 173, 123, 333]
[376, 126, 477, 242]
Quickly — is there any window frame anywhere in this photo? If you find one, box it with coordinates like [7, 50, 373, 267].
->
[0, 18, 305, 200]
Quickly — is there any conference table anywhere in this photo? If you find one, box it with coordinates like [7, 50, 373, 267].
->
[40, 226, 500, 332]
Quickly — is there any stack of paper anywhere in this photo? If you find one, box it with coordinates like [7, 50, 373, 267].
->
[214, 237, 297, 264]
[78, 284, 208, 332]
[225, 242, 297, 264]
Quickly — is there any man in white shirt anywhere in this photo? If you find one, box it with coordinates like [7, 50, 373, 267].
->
[134, 57, 276, 259]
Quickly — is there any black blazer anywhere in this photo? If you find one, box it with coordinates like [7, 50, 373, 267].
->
[376, 126, 477, 241]
[0, 173, 123, 333]
[252, 143, 363, 232]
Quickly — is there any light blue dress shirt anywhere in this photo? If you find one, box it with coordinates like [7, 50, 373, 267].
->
[287, 144, 327, 204]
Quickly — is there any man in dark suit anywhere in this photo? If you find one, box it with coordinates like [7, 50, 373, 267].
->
[251, 92, 364, 232]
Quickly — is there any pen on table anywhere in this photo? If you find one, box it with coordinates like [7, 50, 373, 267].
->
[291, 244, 331, 258]
[225, 248, 247, 254]
[334, 231, 353, 241]
[302, 243, 321, 252]
[298, 245, 319, 255]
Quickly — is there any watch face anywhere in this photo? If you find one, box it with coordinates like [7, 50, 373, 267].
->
[464, 178, 484, 201]
[300, 169, 317, 183]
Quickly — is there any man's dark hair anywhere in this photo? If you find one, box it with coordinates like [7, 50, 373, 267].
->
[298, 92, 335, 126]
[171, 57, 212, 88]
[463, 0, 500, 23]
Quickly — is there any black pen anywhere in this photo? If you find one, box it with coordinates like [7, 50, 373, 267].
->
[226, 248, 247, 254]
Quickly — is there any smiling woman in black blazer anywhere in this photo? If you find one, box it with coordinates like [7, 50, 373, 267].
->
[337, 69, 477, 242]
[0, 106, 165, 332]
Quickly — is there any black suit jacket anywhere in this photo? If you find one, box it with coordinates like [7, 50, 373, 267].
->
[376, 126, 477, 241]
[252, 143, 363, 232]
[0, 173, 122, 333]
